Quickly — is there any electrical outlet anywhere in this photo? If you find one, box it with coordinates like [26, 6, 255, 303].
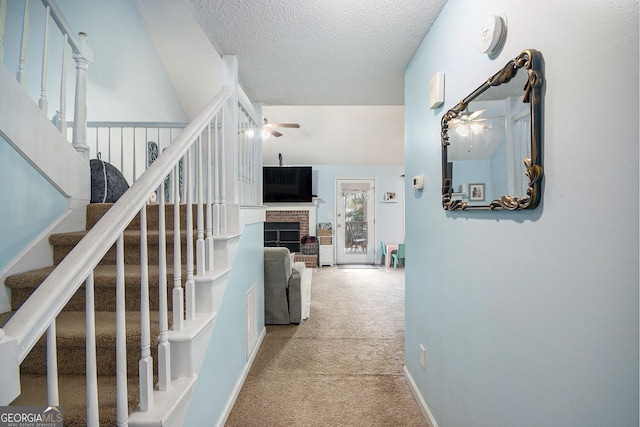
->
[419, 344, 426, 369]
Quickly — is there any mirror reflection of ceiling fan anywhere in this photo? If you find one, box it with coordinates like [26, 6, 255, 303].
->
[449, 109, 487, 137]
[262, 117, 300, 138]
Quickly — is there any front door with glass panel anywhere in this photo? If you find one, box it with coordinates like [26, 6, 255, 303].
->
[335, 178, 375, 264]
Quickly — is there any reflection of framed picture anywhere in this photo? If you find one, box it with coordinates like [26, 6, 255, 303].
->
[384, 191, 397, 202]
[469, 183, 485, 201]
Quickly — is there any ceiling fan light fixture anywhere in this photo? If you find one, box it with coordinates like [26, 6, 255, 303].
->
[470, 123, 484, 134]
[456, 126, 469, 137]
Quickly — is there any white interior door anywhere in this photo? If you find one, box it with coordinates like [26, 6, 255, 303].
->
[335, 178, 375, 264]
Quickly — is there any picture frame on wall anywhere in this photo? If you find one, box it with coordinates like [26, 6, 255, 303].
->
[469, 183, 485, 201]
[384, 191, 397, 202]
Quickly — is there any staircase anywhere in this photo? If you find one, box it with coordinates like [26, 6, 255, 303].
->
[1, 3, 265, 424]
[4, 203, 197, 425]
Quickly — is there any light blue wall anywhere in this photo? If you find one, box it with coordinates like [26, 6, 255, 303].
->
[0, 136, 67, 271]
[184, 223, 265, 426]
[404, 1, 638, 426]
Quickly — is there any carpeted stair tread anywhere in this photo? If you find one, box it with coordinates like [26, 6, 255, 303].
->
[51, 229, 194, 265]
[5, 264, 183, 289]
[12, 373, 139, 426]
[50, 229, 193, 246]
[86, 202, 211, 231]
[21, 311, 162, 377]
[7, 264, 185, 312]
[34, 311, 160, 347]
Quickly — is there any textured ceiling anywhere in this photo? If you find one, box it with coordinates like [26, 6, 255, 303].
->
[183, 0, 447, 105]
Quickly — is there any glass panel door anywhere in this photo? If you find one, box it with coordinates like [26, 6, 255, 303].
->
[336, 179, 375, 264]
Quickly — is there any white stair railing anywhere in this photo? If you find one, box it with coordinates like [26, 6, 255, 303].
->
[1, 0, 93, 160]
[1, 79, 262, 424]
[74, 122, 188, 185]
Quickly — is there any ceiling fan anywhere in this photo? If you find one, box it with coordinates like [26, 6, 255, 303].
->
[262, 117, 300, 138]
[449, 109, 487, 138]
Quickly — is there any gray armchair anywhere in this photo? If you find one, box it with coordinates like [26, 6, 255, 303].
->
[263, 247, 304, 324]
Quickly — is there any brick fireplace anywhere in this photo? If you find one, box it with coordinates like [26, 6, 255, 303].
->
[264, 204, 318, 267]
[265, 210, 310, 237]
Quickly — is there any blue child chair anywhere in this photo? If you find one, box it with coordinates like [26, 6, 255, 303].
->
[391, 243, 405, 269]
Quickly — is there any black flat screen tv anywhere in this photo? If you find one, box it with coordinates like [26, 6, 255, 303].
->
[263, 166, 312, 203]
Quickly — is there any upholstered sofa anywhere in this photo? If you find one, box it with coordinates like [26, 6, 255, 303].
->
[264, 247, 311, 324]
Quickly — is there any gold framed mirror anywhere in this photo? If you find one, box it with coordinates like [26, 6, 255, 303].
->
[441, 49, 544, 210]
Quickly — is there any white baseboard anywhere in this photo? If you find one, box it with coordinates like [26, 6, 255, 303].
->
[403, 365, 439, 427]
[215, 326, 267, 427]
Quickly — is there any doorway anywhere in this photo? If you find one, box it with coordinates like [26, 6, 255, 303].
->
[335, 178, 375, 264]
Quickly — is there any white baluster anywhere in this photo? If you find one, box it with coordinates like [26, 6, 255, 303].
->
[243, 121, 249, 203]
[54, 34, 67, 135]
[138, 207, 153, 411]
[38, 5, 50, 112]
[238, 120, 243, 203]
[115, 235, 128, 427]
[157, 185, 171, 391]
[205, 123, 214, 270]
[119, 127, 123, 175]
[0, 0, 7, 65]
[72, 32, 91, 161]
[132, 127, 137, 182]
[16, 0, 29, 84]
[185, 148, 195, 320]
[85, 271, 100, 426]
[213, 114, 222, 236]
[172, 164, 184, 331]
[219, 108, 227, 234]
[251, 124, 258, 204]
[196, 137, 206, 275]
[46, 321, 59, 406]
[107, 127, 112, 164]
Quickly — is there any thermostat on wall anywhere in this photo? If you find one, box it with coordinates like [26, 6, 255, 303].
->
[412, 175, 425, 190]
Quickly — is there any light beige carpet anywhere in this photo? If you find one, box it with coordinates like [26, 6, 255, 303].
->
[225, 266, 428, 427]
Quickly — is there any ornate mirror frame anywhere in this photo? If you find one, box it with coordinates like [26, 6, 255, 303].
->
[441, 49, 544, 211]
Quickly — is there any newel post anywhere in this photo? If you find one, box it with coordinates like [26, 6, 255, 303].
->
[72, 32, 92, 162]
[218, 55, 239, 234]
